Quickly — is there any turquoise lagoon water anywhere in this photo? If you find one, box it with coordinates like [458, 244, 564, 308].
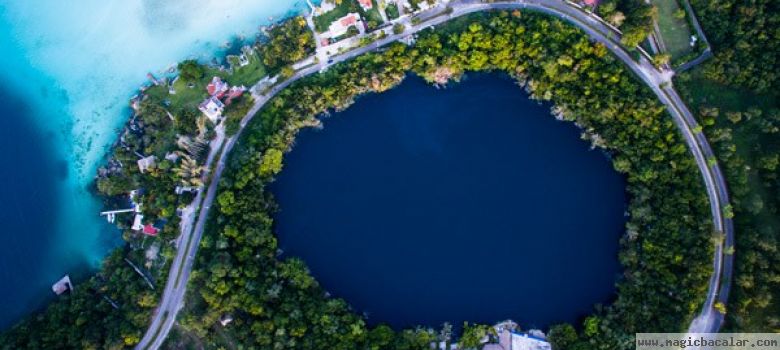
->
[0, 0, 311, 328]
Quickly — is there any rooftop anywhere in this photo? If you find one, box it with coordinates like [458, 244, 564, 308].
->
[357, 0, 373, 10]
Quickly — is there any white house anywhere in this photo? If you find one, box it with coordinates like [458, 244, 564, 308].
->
[326, 13, 363, 38]
[137, 155, 157, 173]
[132, 214, 144, 231]
[199, 96, 225, 124]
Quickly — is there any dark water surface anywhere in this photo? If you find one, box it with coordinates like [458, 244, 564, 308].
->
[271, 74, 626, 329]
[0, 87, 61, 328]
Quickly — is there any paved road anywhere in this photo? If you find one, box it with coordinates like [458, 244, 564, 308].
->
[136, 1, 732, 348]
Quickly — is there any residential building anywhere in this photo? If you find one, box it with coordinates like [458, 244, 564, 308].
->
[132, 214, 144, 231]
[199, 96, 225, 124]
[327, 13, 363, 38]
[206, 76, 229, 98]
[358, 0, 373, 10]
[142, 224, 159, 236]
[225, 85, 247, 104]
[137, 155, 157, 173]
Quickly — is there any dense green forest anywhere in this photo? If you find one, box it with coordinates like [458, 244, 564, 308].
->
[676, 0, 780, 332]
[173, 11, 713, 349]
[687, 0, 778, 93]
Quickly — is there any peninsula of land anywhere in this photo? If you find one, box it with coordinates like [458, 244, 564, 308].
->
[2, 0, 779, 348]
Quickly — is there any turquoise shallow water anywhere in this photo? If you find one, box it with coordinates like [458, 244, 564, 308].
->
[0, 0, 310, 328]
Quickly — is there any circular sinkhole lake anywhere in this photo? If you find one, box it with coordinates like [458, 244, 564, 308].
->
[270, 74, 627, 329]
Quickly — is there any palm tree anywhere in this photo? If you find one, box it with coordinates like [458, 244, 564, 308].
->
[175, 155, 205, 187]
[176, 116, 210, 160]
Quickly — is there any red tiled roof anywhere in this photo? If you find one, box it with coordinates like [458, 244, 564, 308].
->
[583, 0, 598, 5]
[341, 15, 357, 26]
[358, 0, 373, 9]
[142, 224, 159, 236]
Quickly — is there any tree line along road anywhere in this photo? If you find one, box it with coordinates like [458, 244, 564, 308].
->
[136, 1, 733, 348]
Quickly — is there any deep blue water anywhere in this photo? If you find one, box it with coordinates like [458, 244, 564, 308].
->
[0, 88, 62, 328]
[271, 74, 627, 329]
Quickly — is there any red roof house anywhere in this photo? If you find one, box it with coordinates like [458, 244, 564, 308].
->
[357, 0, 373, 10]
[142, 224, 159, 236]
[206, 76, 229, 98]
[340, 14, 357, 27]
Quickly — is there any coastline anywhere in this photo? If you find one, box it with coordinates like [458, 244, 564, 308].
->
[0, 0, 313, 330]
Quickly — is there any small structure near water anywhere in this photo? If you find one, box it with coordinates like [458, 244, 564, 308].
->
[488, 321, 551, 350]
[51, 275, 73, 295]
[137, 155, 157, 173]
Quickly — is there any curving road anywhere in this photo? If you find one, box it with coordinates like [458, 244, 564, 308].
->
[136, 1, 732, 348]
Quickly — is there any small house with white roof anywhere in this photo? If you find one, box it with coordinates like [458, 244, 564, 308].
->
[199, 96, 225, 124]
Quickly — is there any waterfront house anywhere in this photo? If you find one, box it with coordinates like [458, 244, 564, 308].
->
[509, 332, 551, 350]
[477, 321, 551, 350]
[358, 0, 373, 10]
[199, 96, 225, 124]
[137, 155, 157, 173]
[51, 275, 73, 295]
[207, 76, 229, 99]
[142, 224, 159, 236]
[132, 213, 144, 231]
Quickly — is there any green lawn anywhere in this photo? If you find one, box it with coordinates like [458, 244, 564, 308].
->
[653, 0, 694, 59]
[385, 3, 400, 20]
[314, 0, 385, 33]
[678, 70, 775, 112]
[314, 1, 355, 33]
[146, 79, 207, 112]
[145, 52, 266, 114]
[225, 51, 268, 87]
[361, 0, 385, 29]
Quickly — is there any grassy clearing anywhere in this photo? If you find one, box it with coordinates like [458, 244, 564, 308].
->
[225, 51, 267, 87]
[653, 0, 693, 59]
[678, 70, 775, 112]
[314, 1, 355, 32]
[145, 53, 266, 116]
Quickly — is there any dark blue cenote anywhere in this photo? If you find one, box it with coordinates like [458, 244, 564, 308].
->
[270, 74, 627, 329]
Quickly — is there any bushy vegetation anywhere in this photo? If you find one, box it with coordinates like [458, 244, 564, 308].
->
[596, 0, 657, 47]
[176, 12, 712, 349]
[687, 0, 779, 93]
[260, 17, 316, 71]
[675, 0, 780, 332]
[0, 250, 168, 349]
